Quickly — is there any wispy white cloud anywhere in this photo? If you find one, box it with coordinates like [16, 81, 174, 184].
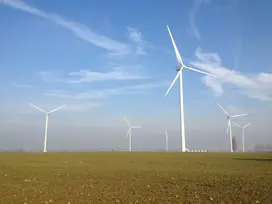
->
[126, 27, 154, 55]
[1, 0, 130, 55]
[191, 47, 272, 101]
[68, 66, 148, 83]
[189, 0, 210, 40]
[38, 65, 148, 83]
[45, 81, 168, 100]
[12, 83, 34, 89]
[38, 71, 63, 83]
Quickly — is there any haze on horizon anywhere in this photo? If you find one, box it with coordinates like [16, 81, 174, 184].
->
[0, 0, 271, 152]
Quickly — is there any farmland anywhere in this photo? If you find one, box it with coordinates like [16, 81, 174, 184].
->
[0, 152, 271, 204]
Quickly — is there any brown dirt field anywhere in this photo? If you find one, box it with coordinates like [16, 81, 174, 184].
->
[0, 152, 271, 204]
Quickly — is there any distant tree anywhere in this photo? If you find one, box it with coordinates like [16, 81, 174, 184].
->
[232, 136, 238, 152]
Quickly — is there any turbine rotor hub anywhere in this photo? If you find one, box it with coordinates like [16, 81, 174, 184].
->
[176, 65, 182, 71]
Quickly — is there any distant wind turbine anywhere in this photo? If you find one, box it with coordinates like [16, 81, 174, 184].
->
[232, 122, 252, 152]
[124, 117, 141, 152]
[164, 25, 216, 152]
[217, 103, 247, 152]
[29, 103, 66, 152]
[165, 129, 169, 151]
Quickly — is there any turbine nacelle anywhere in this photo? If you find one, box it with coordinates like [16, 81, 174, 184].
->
[176, 65, 182, 72]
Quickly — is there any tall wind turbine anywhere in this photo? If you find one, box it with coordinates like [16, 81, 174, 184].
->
[124, 117, 141, 152]
[217, 103, 247, 152]
[232, 122, 252, 152]
[164, 25, 216, 152]
[29, 103, 66, 152]
[165, 129, 169, 152]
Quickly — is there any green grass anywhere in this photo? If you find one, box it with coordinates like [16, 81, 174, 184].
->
[0, 152, 271, 204]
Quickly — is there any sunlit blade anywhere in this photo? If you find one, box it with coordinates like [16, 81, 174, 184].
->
[48, 105, 67, 114]
[217, 103, 230, 116]
[123, 117, 131, 127]
[125, 128, 131, 138]
[231, 113, 247, 118]
[29, 103, 47, 114]
[167, 25, 184, 65]
[184, 66, 216, 77]
[164, 71, 180, 97]
[132, 126, 141, 129]
[243, 122, 252, 128]
[232, 122, 241, 128]
[226, 120, 230, 134]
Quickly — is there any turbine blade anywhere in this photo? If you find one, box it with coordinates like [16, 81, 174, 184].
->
[125, 128, 131, 138]
[184, 66, 216, 77]
[48, 105, 66, 114]
[167, 25, 184, 65]
[243, 122, 252, 128]
[231, 113, 247, 118]
[217, 103, 230, 116]
[123, 117, 131, 127]
[232, 122, 241, 128]
[29, 103, 47, 114]
[164, 71, 180, 97]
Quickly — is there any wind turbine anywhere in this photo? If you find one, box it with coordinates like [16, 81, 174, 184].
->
[124, 117, 141, 152]
[232, 122, 252, 152]
[164, 25, 216, 152]
[217, 103, 247, 152]
[164, 129, 169, 151]
[29, 103, 66, 152]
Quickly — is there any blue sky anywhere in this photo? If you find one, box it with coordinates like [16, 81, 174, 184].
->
[0, 0, 271, 151]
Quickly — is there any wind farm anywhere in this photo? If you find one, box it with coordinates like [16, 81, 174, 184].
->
[0, 25, 270, 204]
[1, 0, 272, 203]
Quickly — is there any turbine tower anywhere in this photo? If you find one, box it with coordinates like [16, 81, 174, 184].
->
[124, 117, 141, 152]
[217, 103, 247, 152]
[29, 103, 66, 152]
[232, 122, 252, 152]
[164, 25, 216, 152]
[165, 129, 169, 152]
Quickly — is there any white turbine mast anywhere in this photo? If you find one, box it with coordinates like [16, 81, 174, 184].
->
[164, 25, 216, 152]
[164, 129, 169, 152]
[124, 117, 141, 152]
[29, 103, 66, 152]
[232, 122, 252, 152]
[217, 103, 247, 152]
